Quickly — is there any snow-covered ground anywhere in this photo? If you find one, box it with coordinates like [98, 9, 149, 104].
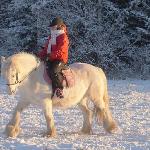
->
[0, 77, 149, 150]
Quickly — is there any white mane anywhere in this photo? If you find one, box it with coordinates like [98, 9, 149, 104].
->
[6, 52, 40, 76]
[8, 52, 39, 64]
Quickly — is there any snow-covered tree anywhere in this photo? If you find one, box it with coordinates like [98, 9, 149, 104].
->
[0, 0, 149, 79]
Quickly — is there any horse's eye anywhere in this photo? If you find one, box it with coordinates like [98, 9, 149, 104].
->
[12, 75, 15, 78]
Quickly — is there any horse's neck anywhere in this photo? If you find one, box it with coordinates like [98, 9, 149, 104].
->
[14, 55, 39, 76]
[30, 62, 47, 83]
[16, 56, 43, 85]
[36, 62, 45, 76]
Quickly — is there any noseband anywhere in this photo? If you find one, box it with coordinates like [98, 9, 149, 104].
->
[6, 72, 19, 86]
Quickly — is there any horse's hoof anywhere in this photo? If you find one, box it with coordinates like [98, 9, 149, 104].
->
[80, 128, 92, 135]
[105, 121, 118, 134]
[5, 125, 21, 138]
[108, 124, 119, 134]
[42, 130, 57, 138]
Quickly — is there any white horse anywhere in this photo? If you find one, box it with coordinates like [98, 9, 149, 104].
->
[1, 52, 117, 138]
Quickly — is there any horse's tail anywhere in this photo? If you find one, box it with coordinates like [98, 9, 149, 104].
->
[94, 106, 103, 124]
[94, 89, 109, 125]
[94, 104, 117, 133]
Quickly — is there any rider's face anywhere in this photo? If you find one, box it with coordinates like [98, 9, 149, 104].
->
[50, 25, 58, 31]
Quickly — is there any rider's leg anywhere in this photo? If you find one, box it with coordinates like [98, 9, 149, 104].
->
[46, 60, 66, 98]
[52, 61, 66, 98]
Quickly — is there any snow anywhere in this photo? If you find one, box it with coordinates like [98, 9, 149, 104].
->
[0, 77, 149, 150]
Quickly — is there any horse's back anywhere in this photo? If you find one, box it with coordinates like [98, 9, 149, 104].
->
[70, 62, 107, 83]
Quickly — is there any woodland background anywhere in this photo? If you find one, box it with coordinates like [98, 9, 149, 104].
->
[0, 0, 150, 79]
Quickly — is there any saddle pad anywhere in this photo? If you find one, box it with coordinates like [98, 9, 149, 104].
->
[62, 69, 75, 88]
[43, 66, 75, 88]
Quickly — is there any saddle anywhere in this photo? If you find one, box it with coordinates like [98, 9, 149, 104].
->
[43, 66, 75, 88]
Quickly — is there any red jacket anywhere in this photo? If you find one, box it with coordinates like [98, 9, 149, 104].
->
[38, 32, 69, 64]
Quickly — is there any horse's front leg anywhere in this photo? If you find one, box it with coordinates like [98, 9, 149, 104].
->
[42, 99, 56, 138]
[5, 101, 30, 138]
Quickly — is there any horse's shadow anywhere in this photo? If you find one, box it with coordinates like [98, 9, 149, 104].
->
[59, 131, 107, 137]
[2, 128, 109, 139]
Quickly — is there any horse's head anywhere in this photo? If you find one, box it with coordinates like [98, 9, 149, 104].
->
[1, 53, 40, 95]
[1, 56, 20, 95]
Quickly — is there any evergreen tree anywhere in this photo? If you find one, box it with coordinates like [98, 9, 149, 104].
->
[0, 0, 149, 78]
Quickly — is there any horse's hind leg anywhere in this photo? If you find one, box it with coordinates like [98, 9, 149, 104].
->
[94, 94, 117, 133]
[78, 97, 93, 134]
[5, 101, 30, 138]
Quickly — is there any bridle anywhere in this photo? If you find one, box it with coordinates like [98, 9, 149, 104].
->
[5, 60, 40, 86]
[6, 66, 38, 86]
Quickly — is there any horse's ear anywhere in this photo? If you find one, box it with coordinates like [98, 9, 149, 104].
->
[0, 56, 6, 76]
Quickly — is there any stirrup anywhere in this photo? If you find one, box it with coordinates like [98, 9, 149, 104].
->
[55, 88, 64, 99]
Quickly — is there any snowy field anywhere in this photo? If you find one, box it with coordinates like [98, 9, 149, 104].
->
[0, 77, 149, 150]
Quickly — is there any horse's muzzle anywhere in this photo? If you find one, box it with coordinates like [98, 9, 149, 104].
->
[7, 86, 16, 95]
